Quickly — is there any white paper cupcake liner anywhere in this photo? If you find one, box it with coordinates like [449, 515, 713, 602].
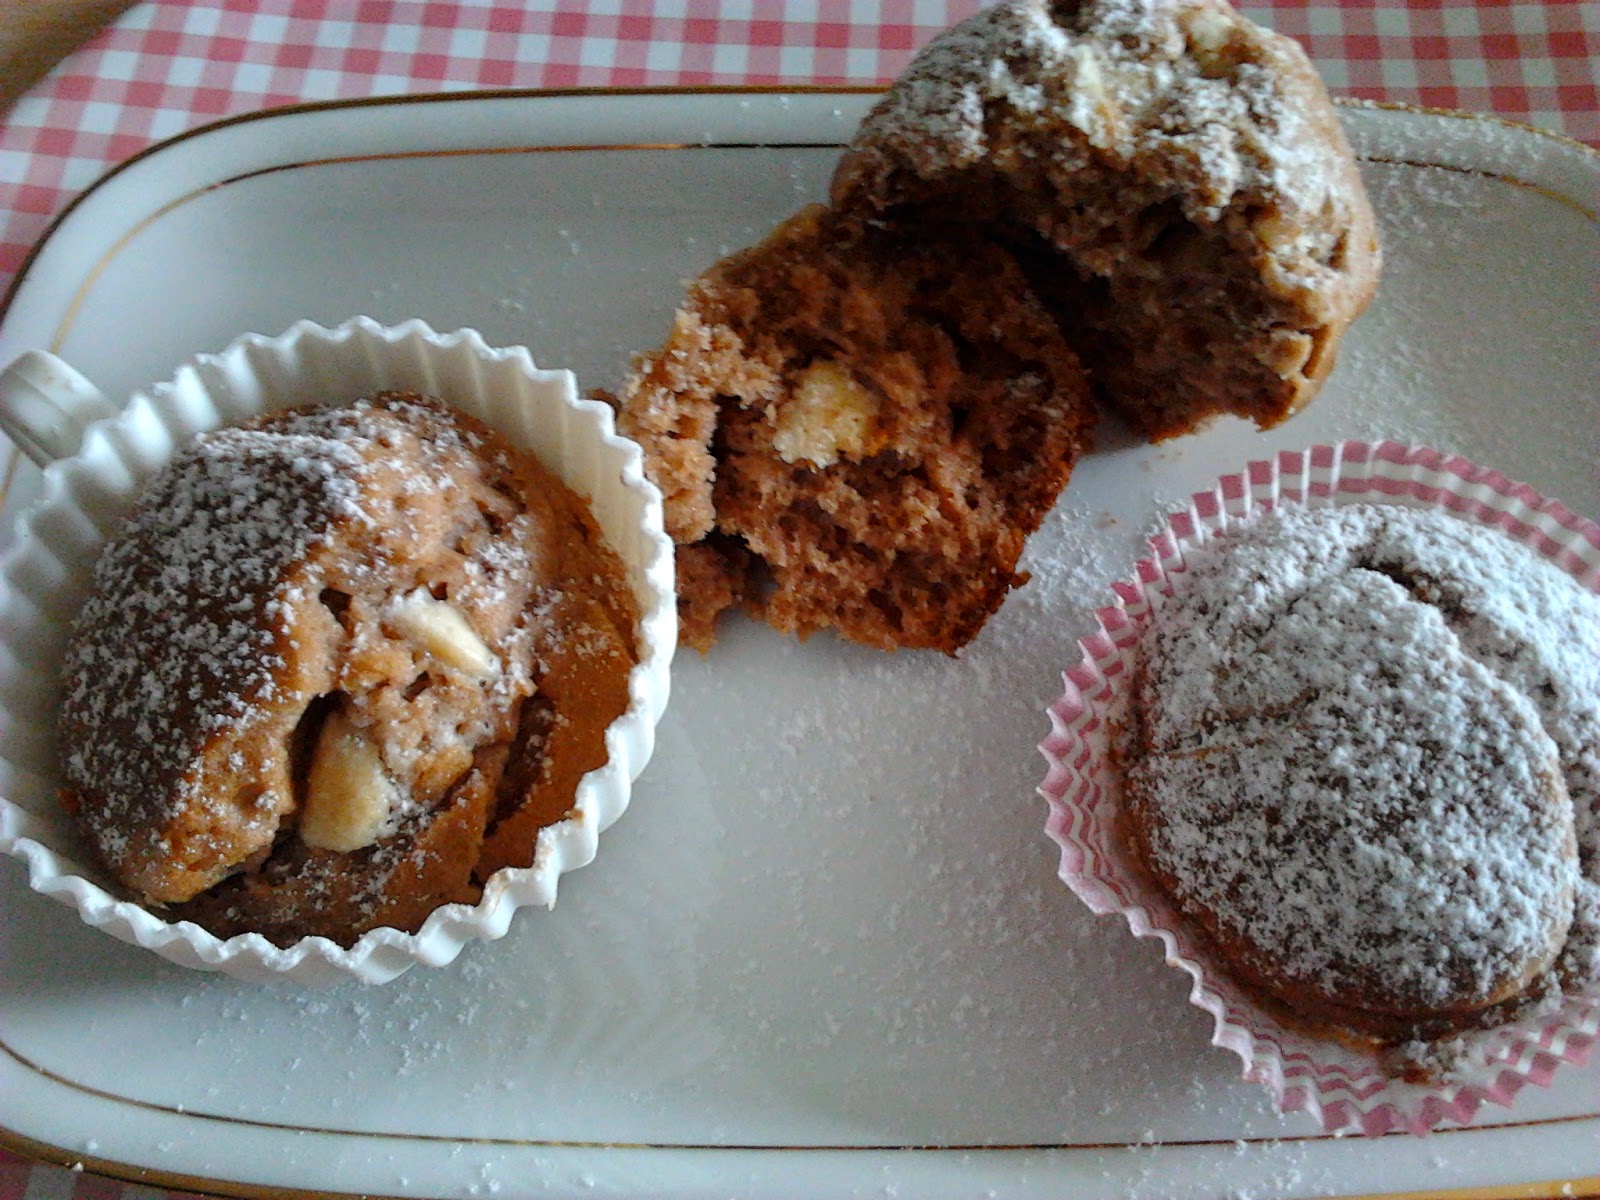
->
[0, 316, 676, 985]
[1037, 440, 1600, 1136]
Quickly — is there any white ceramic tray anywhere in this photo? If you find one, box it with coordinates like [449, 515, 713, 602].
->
[0, 89, 1595, 1200]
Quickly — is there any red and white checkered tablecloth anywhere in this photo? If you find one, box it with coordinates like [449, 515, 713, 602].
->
[0, 0, 1596, 298]
[0, 2, 1596, 1198]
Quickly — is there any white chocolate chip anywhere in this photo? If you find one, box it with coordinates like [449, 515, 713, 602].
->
[388, 589, 498, 678]
[1185, 10, 1237, 75]
[300, 710, 403, 852]
[1066, 45, 1119, 142]
[1073, 44, 1106, 105]
[772, 361, 880, 469]
[1255, 328, 1314, 378]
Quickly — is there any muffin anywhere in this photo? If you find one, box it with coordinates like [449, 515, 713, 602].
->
[58, 392, 639, 947]
[1121, 503, 1592, 1044]
[831, 0, 1381, 441]
[619, 0, 1378, 652]
[1040, 446, 1600, 1132]
[616, 204, 1095, 653]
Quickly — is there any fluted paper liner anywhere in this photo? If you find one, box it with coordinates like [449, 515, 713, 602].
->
[1037, 441, 1600, 1136]
[0, 317, 676, 985]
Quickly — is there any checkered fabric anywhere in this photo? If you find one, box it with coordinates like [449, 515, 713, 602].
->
[0, 2, 1596, 1197]
[0, 0, 1596, 294]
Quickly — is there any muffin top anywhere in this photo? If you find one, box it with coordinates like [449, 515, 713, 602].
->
[830, 0, 1380, 441]
[60, 401, 396, 852]
[833, 0, 1369, 250]
[1122, 503, 1597, 1040]
[59, 393, 638, 930]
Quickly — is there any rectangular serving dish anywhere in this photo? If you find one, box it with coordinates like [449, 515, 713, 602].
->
[0, 89, 1596, 1200]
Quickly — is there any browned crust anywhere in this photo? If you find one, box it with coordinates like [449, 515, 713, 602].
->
[830, 0, 1381, 440]
[475, 587, 638, 880]
[62, 395, 639, 946]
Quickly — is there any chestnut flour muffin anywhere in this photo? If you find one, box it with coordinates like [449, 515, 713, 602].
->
[619, 0, 1379, 653]
[59, 394, 637, 946]
[1121, 504, 1599, 1046]
[617, 204, 1095, 652]
[832, 0, 1381, 441]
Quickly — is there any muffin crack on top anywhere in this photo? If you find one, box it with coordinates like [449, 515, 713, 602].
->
[1121, 504, 1600, 1050]
[618, 0, 1380, 653]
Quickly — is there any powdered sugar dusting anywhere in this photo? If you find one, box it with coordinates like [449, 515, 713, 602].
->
[55, 394, 564, 908]
[60, 407, 382, 827]
[1126, 503, 1594, 1029]
[842, 0, 1344, 223]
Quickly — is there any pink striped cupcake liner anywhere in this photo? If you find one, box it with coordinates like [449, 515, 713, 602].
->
[1037, 440, 1600, 1137]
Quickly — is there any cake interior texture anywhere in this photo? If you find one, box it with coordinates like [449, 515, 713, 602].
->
[618, 0, 1380, 651]
[620, 204, 1095, 652]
